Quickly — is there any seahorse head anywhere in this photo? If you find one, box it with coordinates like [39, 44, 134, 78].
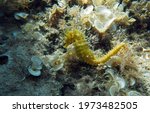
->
[64, 29, 83, 48]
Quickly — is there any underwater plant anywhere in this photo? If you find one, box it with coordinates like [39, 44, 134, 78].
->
[64, 29, 126, 66]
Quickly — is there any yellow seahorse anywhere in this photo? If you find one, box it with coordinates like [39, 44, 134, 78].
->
[64, 29, 126, 66]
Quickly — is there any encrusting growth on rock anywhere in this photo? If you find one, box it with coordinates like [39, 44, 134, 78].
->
[64, 29, 126, 65]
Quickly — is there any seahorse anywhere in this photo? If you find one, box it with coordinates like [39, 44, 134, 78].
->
[64, 29, 126, 66]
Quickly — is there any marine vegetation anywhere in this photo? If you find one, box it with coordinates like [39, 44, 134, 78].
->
[64, 29, 126, 66]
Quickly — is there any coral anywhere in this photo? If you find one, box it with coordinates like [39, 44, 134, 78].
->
[64, 29, 126, 65]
